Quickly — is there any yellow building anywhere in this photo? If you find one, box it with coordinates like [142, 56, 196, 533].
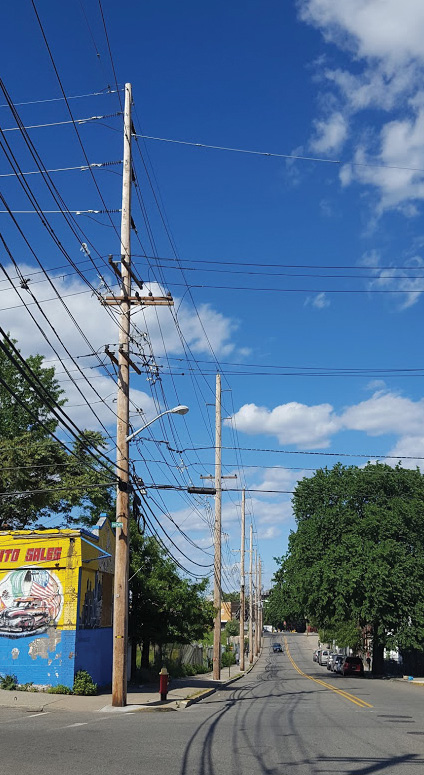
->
[0, 516, 114, 688]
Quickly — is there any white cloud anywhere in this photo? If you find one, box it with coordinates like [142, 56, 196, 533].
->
[227, 401, 339, 449]
[310, 111, 348, 153]
[258, 526, 281, 540]
[229, 389, 424, 451]
[341, 107, 424, 213]
[0, 264, 242, 429]
[305, 291, 330, 309]
[299, 1, 424, 64]
[298, 1, 424, 211]
[341, 391, 424, 436]
[359, 250, 424, 310]
[385, 435, 424, 469]
[249, 466, 312, 496]
[365, 379, 387, 392]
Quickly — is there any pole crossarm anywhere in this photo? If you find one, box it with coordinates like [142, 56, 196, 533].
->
[104, 295, 174, 306]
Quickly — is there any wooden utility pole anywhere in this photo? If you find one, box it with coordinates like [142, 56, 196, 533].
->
[255, 549, 259, 656]
[111, 82, 132, 708]
[249, 522, 253, 664]
[239, 488, 245, 671]
[213, 373, 222, 680]
[108, 84, 174, 707]
[258, 556, 262, 652]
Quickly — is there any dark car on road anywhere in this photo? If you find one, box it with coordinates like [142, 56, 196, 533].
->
[340, 656, 364, 676]
[273, 642, 283, 653]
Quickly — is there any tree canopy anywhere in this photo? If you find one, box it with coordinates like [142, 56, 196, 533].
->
[0, 336, 115, 528]
[128, 522, 215, 666]
[267, 463, 424, 670]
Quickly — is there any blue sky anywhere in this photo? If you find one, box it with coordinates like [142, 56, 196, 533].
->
[2, 1, 424, 590]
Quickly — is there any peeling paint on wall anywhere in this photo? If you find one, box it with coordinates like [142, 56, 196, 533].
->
[11, 647, 19, 660]
[28, 627, 62, 661]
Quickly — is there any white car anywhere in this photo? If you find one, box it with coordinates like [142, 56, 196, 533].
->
[319, 649, 329, 666]
[332, 654, 345, 673]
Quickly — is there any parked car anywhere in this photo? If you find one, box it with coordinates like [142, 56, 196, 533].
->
[313, 649, 319, 662]
[319, 649, 329, 666]
[332, 654, 345, 673]
[340, 656, 364, 676]
[273, 642, 283, 653]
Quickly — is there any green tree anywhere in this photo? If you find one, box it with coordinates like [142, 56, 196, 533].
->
[128, 523, 215, 670]
[271, 463, 424, 673]
[0, 336, 115, 528]
[224, 619, 240, 638]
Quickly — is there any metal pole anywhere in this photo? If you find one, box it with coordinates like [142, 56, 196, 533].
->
[249, 523, 253, 664]
[213, 374, 222, 680]
[239, 488, 245, 671]
[112, 82, 132, 707]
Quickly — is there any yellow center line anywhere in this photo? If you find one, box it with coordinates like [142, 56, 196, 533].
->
[283, 637, 373, 709]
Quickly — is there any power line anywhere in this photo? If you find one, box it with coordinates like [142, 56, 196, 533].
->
[2, 112, 122, 132]
[97, 0, 123, 112]
[125, 252, 424, 272]
[168, 445, 424, 461]
[162, 281, 424, 295]
[0, 88, 121, 109]
[0, 483, 116, 499]
[135, 133, 424, 175]
[0, 160, 121, 178]
[0, 209, 120, 214]
[145, 263, 424, 282]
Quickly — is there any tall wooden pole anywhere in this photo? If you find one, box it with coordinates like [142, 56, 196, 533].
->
[255, 549, 259, 656]
[249, 523, 253, 664]
[213, 373, 222, 680]
[239, 488, 245, 671]
[112, 82, 132, 708]
[259, 556, 262, 652]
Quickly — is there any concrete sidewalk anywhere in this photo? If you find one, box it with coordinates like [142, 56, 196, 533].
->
[0, 660, 257, 714]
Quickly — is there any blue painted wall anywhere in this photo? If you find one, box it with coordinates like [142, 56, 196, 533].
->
[0, 629, 76, 688]
[75, 627, 113, 687]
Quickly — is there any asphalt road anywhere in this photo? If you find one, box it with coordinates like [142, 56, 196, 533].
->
[1, 633, 424, 775]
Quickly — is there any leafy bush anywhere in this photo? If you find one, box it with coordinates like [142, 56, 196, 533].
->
[0, 674, 17, 690]
[221, 651, 236, 668]
[17, 682, 38, 693]
[47, 684, 72, 695]
[72, 670, 97, 696]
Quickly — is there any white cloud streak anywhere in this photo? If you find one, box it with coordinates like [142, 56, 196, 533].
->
[298, 0, 424, 212]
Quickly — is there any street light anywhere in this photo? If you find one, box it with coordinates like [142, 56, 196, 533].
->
[112, 402, 189, 708]
[126, 405, 189, 442]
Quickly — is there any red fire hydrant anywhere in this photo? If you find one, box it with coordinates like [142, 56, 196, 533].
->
[159, 666, 169, 701]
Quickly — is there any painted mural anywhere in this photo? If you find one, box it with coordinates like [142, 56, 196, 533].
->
[0, 521, 115, 686]
[0, 568, 62, 638]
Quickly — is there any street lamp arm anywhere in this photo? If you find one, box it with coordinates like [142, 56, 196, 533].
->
[126, 405, 189, 443]
[126, 410, 171, 442]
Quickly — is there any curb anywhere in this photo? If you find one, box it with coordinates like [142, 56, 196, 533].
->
[0, 703, 46, 713]
[179, 687, 217, 708]
[179, 654, 261, 709]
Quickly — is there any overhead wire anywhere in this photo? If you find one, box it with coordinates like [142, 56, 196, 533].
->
[0, 88, 121, 109]
[134, 133, 424, 175]
[131, 100, 254, 549]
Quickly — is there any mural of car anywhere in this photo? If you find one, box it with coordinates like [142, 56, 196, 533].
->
[0, 597, 50, 632]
